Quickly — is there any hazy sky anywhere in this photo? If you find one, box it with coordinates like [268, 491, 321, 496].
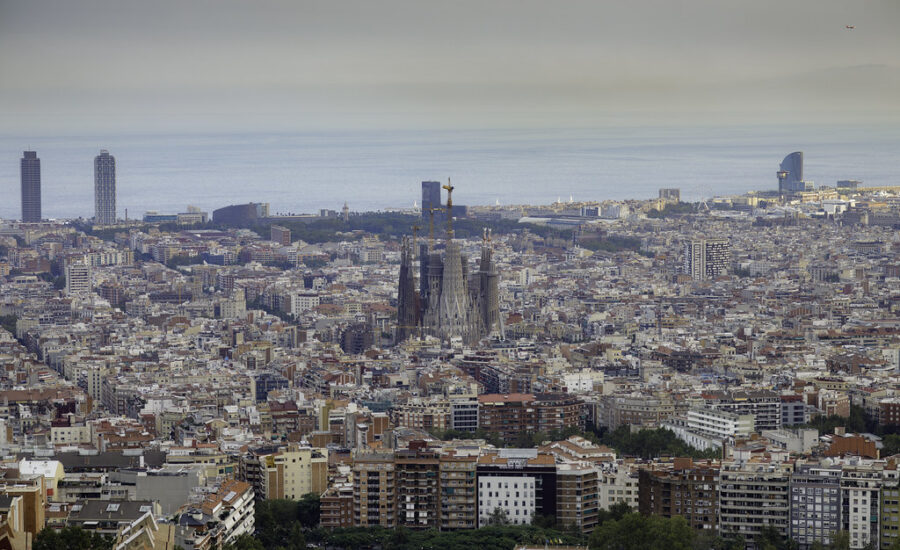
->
[1, 0, 898, 133]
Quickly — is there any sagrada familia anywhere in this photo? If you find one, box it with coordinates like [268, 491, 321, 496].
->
[397, 183, 503, 345]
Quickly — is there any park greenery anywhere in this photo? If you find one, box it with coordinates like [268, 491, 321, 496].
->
[429, 425, 720, 460]
[0, 314, 17, 334]
[32, 494, 895, 550]
[229, 498, 863, 550]
[598, 425, 721, 460]
[77, 212, 571, 247]
[646, 201, 697, 218]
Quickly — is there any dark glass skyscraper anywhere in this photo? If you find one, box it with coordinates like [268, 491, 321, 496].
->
[421, 181, 441, 217]
[20, 151, 41, 222]
[94, 150, 116, 225]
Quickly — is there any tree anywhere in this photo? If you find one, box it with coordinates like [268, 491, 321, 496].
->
[223, 534, 265, 550]
[588, 513, 693, 550]
[486, 507, 511, 526]
[828, 530, 850, 550]
[596, 501, 631, 525]
[0, 314, 17, 334]
[531, 514, 557, 529]
[33, 526, 114, 550]
[297, 492, 320, 528]
[755, 526, 797, 550]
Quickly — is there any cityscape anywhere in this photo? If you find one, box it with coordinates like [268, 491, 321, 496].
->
[2, 2, 900, 550]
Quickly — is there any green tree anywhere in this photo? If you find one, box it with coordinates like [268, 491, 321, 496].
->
[223, 534, 265, 550]
[829, 530, 850, 550]
[297, 492, 320, 528]
[588, 513, 693, 550]
[33, 526, 114, 550]
[0, 314, 17, 334]
[486, 507, 511, 526]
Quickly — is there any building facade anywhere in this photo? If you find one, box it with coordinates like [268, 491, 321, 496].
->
[718, 460, 792, 543]
[94, 150, 116, 225]
[21, 151, 41, 222]
[639, 459, 719, 533]
[790, 465, 842, 550]
[684, 238, 731, 280]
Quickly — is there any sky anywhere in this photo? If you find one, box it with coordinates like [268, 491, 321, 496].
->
[1, 0, 899, 134]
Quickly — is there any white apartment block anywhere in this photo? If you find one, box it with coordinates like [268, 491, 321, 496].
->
[478, 475, 536, 526]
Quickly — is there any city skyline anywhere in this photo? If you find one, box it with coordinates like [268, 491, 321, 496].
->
[2, 2, 900, 550]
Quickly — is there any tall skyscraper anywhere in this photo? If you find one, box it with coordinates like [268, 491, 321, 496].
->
[94, 150, 116, 225]
[421, 181, 441, 217]
[684, 238, 730, 280]
[20, 151, 41, 222]
[777, 152, 808, 195]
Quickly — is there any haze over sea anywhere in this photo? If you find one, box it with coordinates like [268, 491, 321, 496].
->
[2, 123, 899, 221]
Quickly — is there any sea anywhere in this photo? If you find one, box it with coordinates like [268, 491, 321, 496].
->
[1, 124, 899, 220]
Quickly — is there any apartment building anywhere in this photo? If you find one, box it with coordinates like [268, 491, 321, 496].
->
[704, 390, 783, 432]
[789, 464, 842, 549]
[395, 448, 440, 529]
[439, 451, 478, 530]
[352, 452, 397, 527]
[639, 458, 719, 533]
[262, 444, 328, 500]
[556, 462, 600, 534]
[718, 460, 792, 543]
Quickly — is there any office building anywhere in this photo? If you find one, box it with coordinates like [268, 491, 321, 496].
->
[421, 181, 441, 216]
[94, 150, 116, 225]
[477, 449, 557, 527]
[449, 395, 479, 432]
[21, 151, 41, 222]
[684, 238, 730, 280]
